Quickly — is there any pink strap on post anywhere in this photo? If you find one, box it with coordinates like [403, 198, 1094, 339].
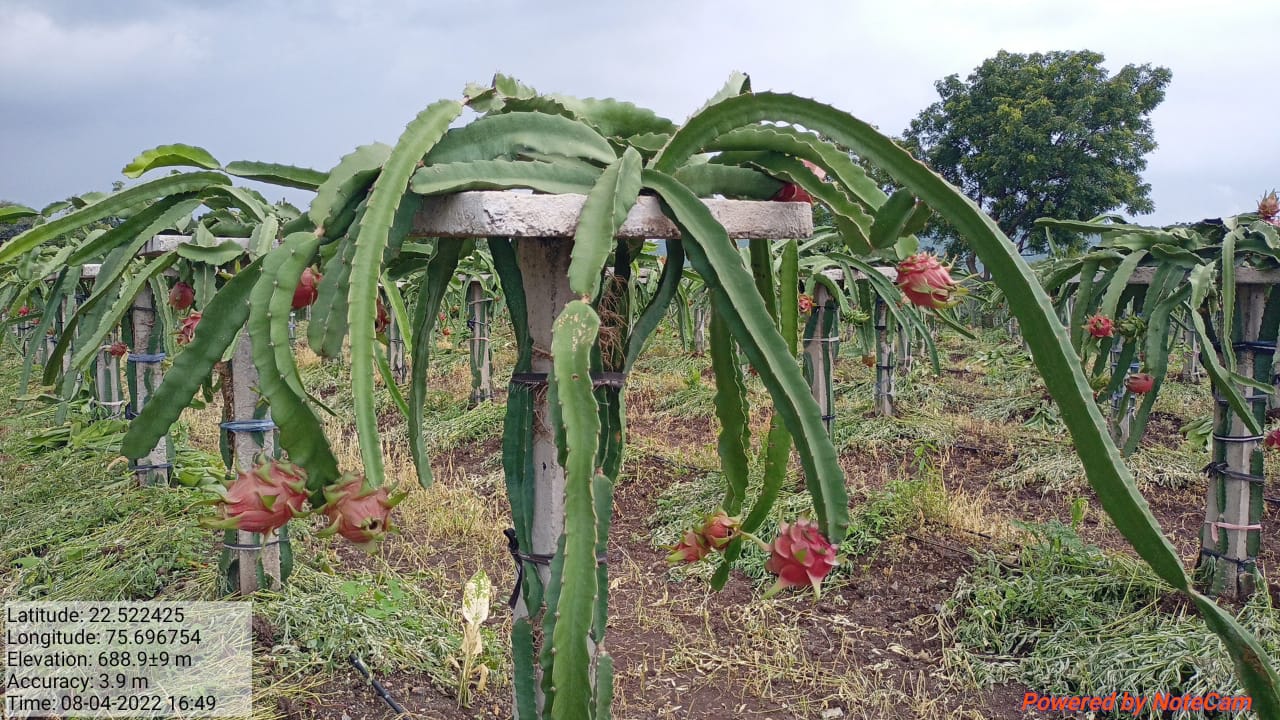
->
[1206, 520, 1263, 543]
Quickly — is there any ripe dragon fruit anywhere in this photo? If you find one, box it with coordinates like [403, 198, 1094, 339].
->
[896, 253, 964, 309]
[771, 159, 826, 204]
[1125, 372, 1155, 395]
[319, 474, 403, 551]
[168, 282, 195, 311]
[202, 457, 310, 534]
[176, 312, 201, 345]
[798, 294, 815, 313]
[764, 518, 840, 598]
[292, 267, 321, 310]
[861, 354, 876, 368]
[1264, 428, 1280, 451]
[375, 300, 390, 335]
[106, 341, 128, 358]
[1084, 314, 1114, 339]
[16, 306, 30, 317]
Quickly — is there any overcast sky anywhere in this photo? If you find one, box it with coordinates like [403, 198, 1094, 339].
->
[2, 0, 1275, 225]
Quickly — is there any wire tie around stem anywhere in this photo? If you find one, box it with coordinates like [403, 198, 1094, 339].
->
[220, 419, 277, 432]
[1211, 433, 1264, 444]
[222, 538, 286, 551]
[504, 528, 606, 610]
[126, 353, 166, 364]
[1203, 461, 1266, 485]
[1199, 546, 1258, 570]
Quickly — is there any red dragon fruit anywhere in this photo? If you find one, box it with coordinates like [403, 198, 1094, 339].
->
[771, 160, 826, 204]
[699, 511, 742, 550]
[1125, 372, 1155, 395]
[292, 267, 321, 310]
[319, 474, 403, 551]
[666, 529, 711, 564]
[375, 300, 390, 335]
[1264, 428, 1280, 451]
[764, 518, 840, 598]
[106, 341, 128, 358]
[16, 306, 30, 317]
[1085, 314, 1114, 338]
[896, 253, 964, 310]
[202, 457, 310, 533]
[168, 282, 195, 311]
[176, 312, 201, 345]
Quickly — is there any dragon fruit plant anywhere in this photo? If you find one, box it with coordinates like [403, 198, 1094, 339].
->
[2, 73, 1276, 717]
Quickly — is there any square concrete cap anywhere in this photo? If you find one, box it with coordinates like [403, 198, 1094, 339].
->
[412, 191, 813, 240]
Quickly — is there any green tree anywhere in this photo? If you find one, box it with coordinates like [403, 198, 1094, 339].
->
[904, 50, 1171, 271]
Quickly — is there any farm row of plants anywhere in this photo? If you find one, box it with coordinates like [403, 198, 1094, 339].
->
[2, 73, 1279, 717]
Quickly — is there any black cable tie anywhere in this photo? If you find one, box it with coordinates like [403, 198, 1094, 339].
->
[875, 364, 894, 370]
[1199, 546, 1258, 570]
[131, 306, 157, 313]
[124, 404, 137, 420]
[821, 414, 836, 421]
[130, 462, 173, 471]
[1239, 341, 1277, 353]
[222, 539, 286, 550]
[1211, 433, 1265, 444]
[510, 371, 629, 389]
[505, 528, 607, 610]
[1203, 461, 1266, 485]
[220, 419, 277, 432]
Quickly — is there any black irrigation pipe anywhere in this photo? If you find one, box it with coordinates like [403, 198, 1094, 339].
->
[348, 654, 407, 716]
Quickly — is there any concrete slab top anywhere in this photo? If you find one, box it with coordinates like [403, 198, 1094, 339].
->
[143, 234, 251, 257]
[412, 191, 813, 240]
[1067, 265, 1280, 287]
[819, 267, 898, 284]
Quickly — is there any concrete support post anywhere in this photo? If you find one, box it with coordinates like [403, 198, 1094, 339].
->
[874, 297, 895, 417]
[219, 332, 287, 595]
[467, 278, 493, 406]
[128, 287, 170, 486]
[1199, 285, 1268, 600]
[388, 312, 409, 384]
[802, 283, 839, 437]
[512, 238, 588, 714]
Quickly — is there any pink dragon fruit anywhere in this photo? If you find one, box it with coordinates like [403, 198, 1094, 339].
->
[203, 457, 310, 534]
[319, 474, 403, 551]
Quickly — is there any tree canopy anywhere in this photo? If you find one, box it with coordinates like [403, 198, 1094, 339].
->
[903, 50, 1171, 268]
